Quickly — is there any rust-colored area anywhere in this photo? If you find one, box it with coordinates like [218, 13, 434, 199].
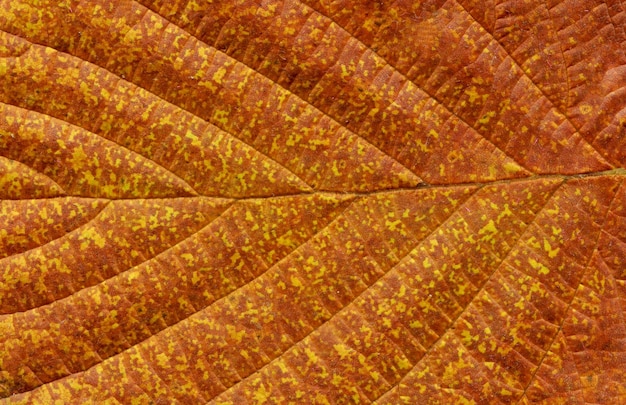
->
[0, 0, 625, 403]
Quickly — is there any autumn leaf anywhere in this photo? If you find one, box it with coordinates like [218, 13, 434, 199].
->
[0, 0, 625, 403]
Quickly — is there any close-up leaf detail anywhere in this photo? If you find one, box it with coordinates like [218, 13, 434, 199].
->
[0, 0, 625, 403]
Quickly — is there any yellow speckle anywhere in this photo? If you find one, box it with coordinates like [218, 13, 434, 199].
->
[304, 347, 319, 365]
[156, 353, 169, 368]
[455, 283, 469, 296]
[181, 253, 195, 266]
[397, 356, 412, 370]
[79, 81, 98, 105]
[331, 161, 341, 176]
[478, 111, 495, 124]
[185, 130, 201, 147]
[504, 162, 522, 173]
[579, 104, 593, 115]
[543, 239, 560, 258]
[464, 86, 483, 104]
[333, 344, 351, 360]
[461, 330, 477, 345]
[478, 220, 498, 244]
[226, 325, 245, 343]
[386, 219, 402, 232]
[69, 145, 88, 171]
[290, 275, 303, 291]
[212, 67, 227, 84]
[409, 320, 423, 329]
[78, 227, 106, 249]
[340, 64, 350, 79]
[529, 258, 550, 275]
[253, 384, 271, 404]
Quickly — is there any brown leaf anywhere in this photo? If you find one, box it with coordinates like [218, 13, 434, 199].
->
[0, 0, 625, 403]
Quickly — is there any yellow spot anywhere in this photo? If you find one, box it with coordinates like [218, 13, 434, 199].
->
[156, 353, 169, 368]
[455, 283, 469, 296]
[461, 330, 477, 345]
[100, 88, 111, 100]
[185, 130, 201, 147]
[529, 258, 550, 275]
[112, 94, 127, 111]
[89, 289, 102, 306]
[198, 78, 217, 92]
[181, 253, 195, 266]
[253, 384, 271, 404]
[333, 343, 351, 360]
[308, 138, 330, 149]
[79, 227, 106, 249]
[340, 64, 351, 79]
[386, 219, 402, 232]
[79, 81, 98, 105]
[230, 251, 242, 268]
[69, 145, 88, 171]
[504, 162, 522, 173]
[331, 374, 343, 387]
[409, 320, 423, 329]
[226, 325, 245, 343]
[212, 67, 227, 84]
[447, 150, 463, 163]
[397, 356, 412, 370]
[290, 275, 303, 291]
[579, 104, 593, 115]
[464, 86, 483, 104]
[478, 111, 495, 124]
[479, 220, 498, 243]
[331, 161, 341, 176]
[497, 204, 513, 221]
[543, 239, 560, 258]
[305, 348, 319, 365]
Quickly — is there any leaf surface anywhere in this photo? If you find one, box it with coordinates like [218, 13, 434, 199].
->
[0, 0, 625, 403]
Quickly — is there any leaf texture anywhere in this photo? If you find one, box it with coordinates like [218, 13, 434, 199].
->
[0, 0, 625, 404]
